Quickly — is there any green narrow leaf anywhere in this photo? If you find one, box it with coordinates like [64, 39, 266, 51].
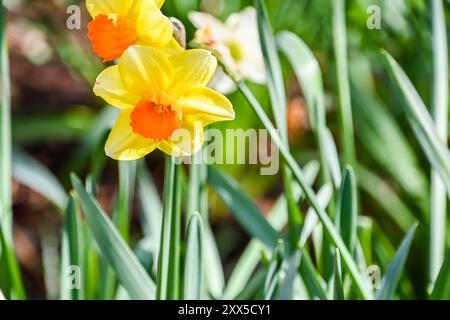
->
[237, 81, 373, 299]
[279, 251, 301, 299]
[429, 0, 448, 285]
[351, 75, 427, 204]
[276, 31, 334, 185]
[333, 249, 345, 300]
[256, 0, 301, 250]
[430, 249, 450, 299]
[114, 161, 136, 242]
[71, 174, 155, 300]
[357, 165, 416, 232]
[377, 223, 418, 300]
[223, 161, 321, 299]
[203, 223, 224, 299]
[136, 160, 162, 272]
[100, 161, 136, 300]
[298, 247, 327, 300]
[263, 241, 284, 300]
[0, 0, 12, 241]
[333, 0, 356, 167]
[323, 129, 342, 187]
[0, 220, 26, 300]
[60, 193, 83, 300]
[335, 167, 357, 253]
[208, 166, 279, 248]
[382, 51, 450, 195]
[82, 225, 100, 300]
[12, 149, 68, 212]
[299, 183, 334, 247]
[183, 212, 203, 299]
[255, 0, 287, 141]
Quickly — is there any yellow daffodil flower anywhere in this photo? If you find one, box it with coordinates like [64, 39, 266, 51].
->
[93, 45, 235, 160]
[86, 0, 180, 62]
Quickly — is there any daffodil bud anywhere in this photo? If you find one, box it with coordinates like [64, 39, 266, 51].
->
[170, 17, 186, 49]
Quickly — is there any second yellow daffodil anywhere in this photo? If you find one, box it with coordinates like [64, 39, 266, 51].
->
[86, 0, 180, 61]
[94, 46, 235, 160]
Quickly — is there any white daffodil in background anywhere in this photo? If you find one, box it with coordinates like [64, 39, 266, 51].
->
[189, 7, 266, 94]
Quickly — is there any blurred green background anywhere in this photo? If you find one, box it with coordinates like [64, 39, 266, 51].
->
[3, 0, 449, 299]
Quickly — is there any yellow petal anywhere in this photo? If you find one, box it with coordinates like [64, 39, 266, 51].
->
[179, 87, 234, 126]
[135, 7, 173, 47]
[86, 0, 132, 18]
[153, 0, 165, 9]
[158, 121, 205, 157]
[118, 46, 173, 95]
[168, 49, 217, 97]
[105, 109, 158, 160]
[164, 37, 184, 55]
[93, 65, 141, 109]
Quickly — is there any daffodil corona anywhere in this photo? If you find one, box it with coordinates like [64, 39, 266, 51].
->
[94, 46, 235, 160]
[86, 0, 180, 61]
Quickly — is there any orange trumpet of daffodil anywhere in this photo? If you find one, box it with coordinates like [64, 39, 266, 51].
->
[86, 0, 180, 62]
[93, 46, 235, 160]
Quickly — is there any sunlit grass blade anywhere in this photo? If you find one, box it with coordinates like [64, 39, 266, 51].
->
[71, 174, 155, 300]
[356, 165, 416, 232]
[335, 167, 357, 253]
[255, 0, 287, 141]
[99, 161, 136, 299]
[183, 212, 203, 299]
[280, 250, 301, 299]
[276, 31, 334, 185]
[333, 0, 356, 167]
[263, 241, 284, 299]
[235, 269, 266, 300]
[237, 81, 373, 299]
[222, 162, 318, 299]
[12, 149, 68, 212]
[382, 51, 450, 195]
[186, 158, 225, 299]
[357, 216, 373, 267]
[298, 247, 327, 300]
[299, 183, 334, 247]
[0, 0, 12, 241]
[0, 221, 26, 300]
[430, 249, 450, 299]
[82, 225, 100, 300]
[203, 223, 225, 299]
[429, 0, 448, 285]
[333, 249, 345, 300]
[351, 81, 427, 203]
[208, 166, 279, 248]
[60, 193, 83, 300]
[376, 223, 418, 300]
[114, 161, 136, 242]
[156, 157, 182, 300]
[323, 129, 342, 187]
[256, 0, 301, 249]
[136, 160, 162, 269]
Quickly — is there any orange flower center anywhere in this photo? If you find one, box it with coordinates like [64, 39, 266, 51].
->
[130, 95, 181, 141]
[87, 14, 138, 62]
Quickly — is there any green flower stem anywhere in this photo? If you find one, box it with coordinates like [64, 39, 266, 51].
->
[0, 0, 12, 242]
[429, 0, 448, 286]
[156, 156, 182, 300]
